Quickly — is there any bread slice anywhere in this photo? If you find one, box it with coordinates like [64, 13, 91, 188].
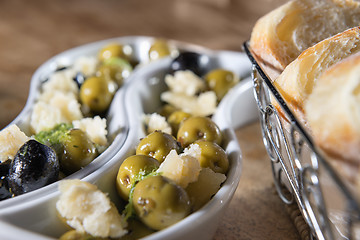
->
[273, 27, 360, 125]
[249, 0, 360, 79]
[305, 52, 360, 165]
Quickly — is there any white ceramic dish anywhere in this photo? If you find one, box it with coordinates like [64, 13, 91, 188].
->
[0, 46, 256, 239]
[0, 36, 210, 209]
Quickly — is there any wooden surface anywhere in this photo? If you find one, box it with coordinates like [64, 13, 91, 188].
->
[0, 0, 302, 239]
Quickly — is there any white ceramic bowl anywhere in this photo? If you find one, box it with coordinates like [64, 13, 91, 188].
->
[0, 36, 210, 209]
[0, 43, 256, 240]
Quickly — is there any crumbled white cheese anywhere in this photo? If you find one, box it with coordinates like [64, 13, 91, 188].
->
[41, 68, 78, 96]
[73, 116, 108, 146]
[165, 70, 206, 96]
[30, 101, 63, 133]
[38, 89, 77, 104]
[30, 91, 83, 133]
[143, 113, 172, 135]
[183, 143, 202, 160]
[0, 124, 30, 162]
[56, 179, 127, 238]
[157, 149, 201, 188]
[48, 91, 83, 121]
[72, 56, 98, 77]
[161, 91, 217, 117]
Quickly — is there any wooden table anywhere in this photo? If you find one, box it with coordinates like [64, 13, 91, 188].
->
[0, 0, 302, 239]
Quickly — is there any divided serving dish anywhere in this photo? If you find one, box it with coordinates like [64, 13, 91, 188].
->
[0, 37, 256, 239]
[0, 36, 210, 209]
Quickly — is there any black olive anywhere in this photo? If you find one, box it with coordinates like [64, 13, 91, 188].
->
[0, 159, 11, 177]
[0, 177, 12, 200]
[8, 140, 59, 196]
[0, 160, 12, 200]
[73, 72, 86, 88]
[169, 51, 208, 76]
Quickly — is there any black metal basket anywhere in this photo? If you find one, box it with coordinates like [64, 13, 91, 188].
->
[243, 41, 360, 240]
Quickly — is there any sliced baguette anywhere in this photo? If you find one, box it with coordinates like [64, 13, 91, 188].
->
[249, 0, 360, 79]
[305, 52, 360, 165]
[273, 27, 360, 125]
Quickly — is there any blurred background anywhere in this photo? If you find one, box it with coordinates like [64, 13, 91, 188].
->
[0, 0, 288, 129]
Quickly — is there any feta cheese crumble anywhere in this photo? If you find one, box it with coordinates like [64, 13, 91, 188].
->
[30, 91, 83, 133]
[157, 148, 201, 189]
[0, 124, 30, 162]
[73, 116, 108, 146]
[161, 91, 217, 117]
[165, 70, 206, 96]
[143, 113, 172, 135]
[56, 179, 127, 238]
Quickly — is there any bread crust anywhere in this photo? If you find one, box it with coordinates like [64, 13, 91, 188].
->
[249, 0, 360, 75]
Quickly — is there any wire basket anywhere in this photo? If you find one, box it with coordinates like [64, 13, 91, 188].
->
[243, 41, 360, 240]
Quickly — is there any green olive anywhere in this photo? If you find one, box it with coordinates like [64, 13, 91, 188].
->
[132, 175, 191, 230]
[60, 129, 98, 175]
[98, 43, 132, 62]
[120, 219, 155, 240]
[80, 76, 116, 113]
[148, 39, 171, 61]
[194, 141, 229, 174]
[96, 64, 124, 87]
[177, 117, 222, 147]
[156, 104, 178, 118]
[136, 131, 182, 163]
[59, 230, 108, 240]
[167, 111, 192, 136]
[116, 155, 160, 200]
[204, 69, 238, 100]
[101, 57, 133, 83]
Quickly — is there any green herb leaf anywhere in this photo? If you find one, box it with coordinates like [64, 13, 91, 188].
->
[34, 123, 73, 146]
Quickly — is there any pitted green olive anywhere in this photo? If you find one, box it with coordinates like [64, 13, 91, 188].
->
[136, 131, 182, 163]
[98, 43, 131, 62]
[194, 141, 229, 174]
[116, 155, 160, 200]
[148, 39, 171, 61]
[80, 76, 116, 113]
[167, 111, 192, 136]
[60, 129, 98, 175]
[204, 69, 238, 100]
[177, 117, 222, 147]
[132, 175, 191, 230]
